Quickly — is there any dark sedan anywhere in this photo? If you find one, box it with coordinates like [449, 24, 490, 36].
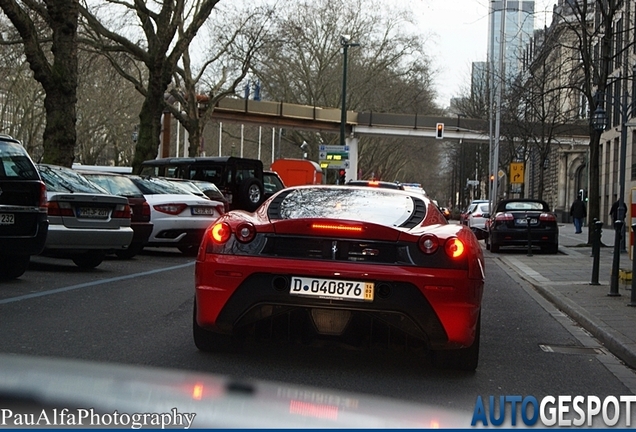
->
[485, 198, 559, 254]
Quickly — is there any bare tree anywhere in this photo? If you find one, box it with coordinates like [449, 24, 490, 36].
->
[78, 0, 221, 172]
[0, 0, 79, 166]
[250, 0, 439, 182]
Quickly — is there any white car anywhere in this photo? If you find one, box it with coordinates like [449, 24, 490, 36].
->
[37, 164, 134, 268]
[467, 202, 491, 230]
[128, 176, 225, 255]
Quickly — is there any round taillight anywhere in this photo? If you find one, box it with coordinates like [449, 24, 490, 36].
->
[418, 234, 439, 254]
[445, 238, 465, 258]
[210, 222, 231, 244]
[236, 222, 256, 243]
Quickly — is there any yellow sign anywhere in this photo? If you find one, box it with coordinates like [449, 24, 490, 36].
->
[510, 162, 525, 184]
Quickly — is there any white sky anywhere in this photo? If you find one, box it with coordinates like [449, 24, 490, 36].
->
[413, 0, 557, 107]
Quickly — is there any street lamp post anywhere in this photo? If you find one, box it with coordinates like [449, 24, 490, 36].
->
[340, 35, 359, 147]
[596, 65, 636, 297]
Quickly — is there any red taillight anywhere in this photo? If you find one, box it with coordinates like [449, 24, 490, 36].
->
[495, 213, 514, 222]
[418, 234, 440, 254]
[141, 201, 151, 218]
[210, 222, 231, 244]
[153, 203, 188, 215]
[235, 222, 256, 243]
[38, 181, 47, 209]
[112, 204, 131, 219]
[540, 213, 557, 222]
[445, 238, 465, 258]
[311, 223, 363, 233]
[473, 213, 482, 218]
[47, 201, 73, 217]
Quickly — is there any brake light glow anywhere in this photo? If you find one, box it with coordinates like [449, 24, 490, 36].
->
[235, 222, 256, 243]
[112, 204, 131, 219]
[418, 234, 440, 254]
[445, 238, 465, 258]
[311, 223, 363, 233]
[368, 181, 380, 186]
[47, 201, 73, 217]
[210, 222, 231, 244]
[141, 201, 151, 218]
[192, 383, 204, 400]
[153, 203, 188, 215]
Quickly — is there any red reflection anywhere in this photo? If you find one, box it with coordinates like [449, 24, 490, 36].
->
[289, 400, 339, 421]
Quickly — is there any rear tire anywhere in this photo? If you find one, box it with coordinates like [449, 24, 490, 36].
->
[239, 178, 264, 212]
[432, 314, 480, 371]
[0, 255, 30, 280]
[193, 299, 240, 352]
[72, 251, 105, 269]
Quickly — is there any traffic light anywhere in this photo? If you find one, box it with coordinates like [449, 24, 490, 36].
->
[338, 169, 346, 185]
[436, 123, 444, 139]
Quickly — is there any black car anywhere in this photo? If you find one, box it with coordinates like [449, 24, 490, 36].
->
[485, 198, 559, 254]
[0, 136, 48, 279]
[140, 157, 264, 211]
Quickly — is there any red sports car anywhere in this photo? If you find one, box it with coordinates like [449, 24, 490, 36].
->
[194, 185, 485, 370]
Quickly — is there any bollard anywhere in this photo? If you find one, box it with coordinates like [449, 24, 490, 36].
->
[609, 219, 624, 297]
[526, 216, 533, 257]
[629, 223, 636, 306]
[590, 220, 603, 285]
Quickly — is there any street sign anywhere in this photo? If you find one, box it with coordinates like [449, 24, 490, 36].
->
[319, 145, 350, 169]
[498, 169, 505, 179]
[510, 162, 525, 184]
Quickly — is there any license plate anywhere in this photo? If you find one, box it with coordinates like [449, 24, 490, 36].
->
[290, 277, 374, 302]
[191, 206, 216, 216]
[0, 213, 14, 225]
[515, 218, 537, 226]
[76, 207, 109, 219]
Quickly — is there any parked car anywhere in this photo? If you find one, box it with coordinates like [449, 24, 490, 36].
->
[460, 199, 489, 225]
[79, 171, 153, 259]
[127, 176, 225, 255]
[37, 164, 134, 268]
[467, 202, 491, 233]
[485, 198, 559, 254]
[161, 177, 231, 212]
[0, 136, 48, 279]
[194, 185, 485, 370]
[139, 157, 265, 211]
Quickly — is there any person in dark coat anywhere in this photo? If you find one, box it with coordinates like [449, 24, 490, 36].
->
[570, 196, 586, 234]
[609, 200, 627, 227]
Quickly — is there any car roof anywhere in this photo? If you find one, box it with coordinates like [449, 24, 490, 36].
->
[141, 156, 262, 166]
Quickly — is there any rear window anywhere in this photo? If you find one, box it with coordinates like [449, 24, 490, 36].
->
[84, 174, 143, 197]
[0, 141, 39, 180]
[276, 187, 421, 227]
[130, 176, 192, 195]
[38, 165, 108, 194]
[501, 201, 548, 211]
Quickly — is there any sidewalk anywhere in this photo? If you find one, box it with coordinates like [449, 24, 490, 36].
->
[496, 221, 636, 370]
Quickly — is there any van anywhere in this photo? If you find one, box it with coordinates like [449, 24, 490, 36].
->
[270, 158, 323, 187]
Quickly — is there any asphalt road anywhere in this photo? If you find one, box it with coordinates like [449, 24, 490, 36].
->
[0, 248, 634, 419]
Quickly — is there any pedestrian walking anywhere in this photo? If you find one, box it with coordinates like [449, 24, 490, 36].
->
[609, 200, 628, 227]
[570, 196, 586, 234]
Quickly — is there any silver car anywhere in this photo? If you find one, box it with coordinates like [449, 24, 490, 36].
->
[37, 164, 134, 268]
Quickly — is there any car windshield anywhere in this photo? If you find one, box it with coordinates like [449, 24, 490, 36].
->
[83, 174, 143, 197]
[276, 187, 419, 227]
[0, 142, 39, 180]
[38, 165, 108, 194]
[501, 201, 548, 211]
[263, 173, 284, 194]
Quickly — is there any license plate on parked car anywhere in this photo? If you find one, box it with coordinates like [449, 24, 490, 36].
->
[191, 206, 217, 216]
[290, 276, 374, 302]
[515, 218, 537, 226]
[76, 207, 109, 219]
[0, 213, 14, 225]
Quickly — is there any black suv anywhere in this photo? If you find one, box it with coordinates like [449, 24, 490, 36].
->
[0, 136, 48, 279]
[140, 157, 265, 211]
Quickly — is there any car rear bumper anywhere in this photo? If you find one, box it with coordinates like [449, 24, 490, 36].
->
[0, 218, 48, 256]
[195, 255, 483, 349]
[490, 229, 558, 246]
[45, 225, 134, 250]
[148, 218, 215, 245]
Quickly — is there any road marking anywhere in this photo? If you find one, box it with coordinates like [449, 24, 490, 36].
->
[0, 262, 194, 305]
